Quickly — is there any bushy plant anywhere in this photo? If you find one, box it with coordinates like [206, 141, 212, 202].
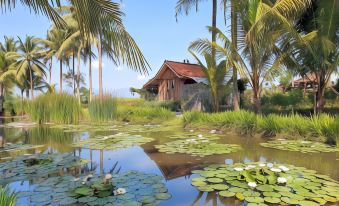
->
[88, 94, 117, 122]
[118, 105, 174, 123]
[27, 93, 82, 124]
[0, 186, 16, 206]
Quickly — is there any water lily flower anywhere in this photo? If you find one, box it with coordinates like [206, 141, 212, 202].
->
[270, 168, 282, 173]
[248, 182, 257, 188]
[198, 134, 203, 138]
[259, 163, 266, 167]
[210, 130, 216, 134]
[115, 188, 126, 195]
[267, 163, 274, 168]
[105, 174, 112, 180]
[73, 177, 80, 182]
[234, 167, 244, 172]
[189, 130, 194, 132]
[277, 177, 287, 184]
[278, 166, 289, 172]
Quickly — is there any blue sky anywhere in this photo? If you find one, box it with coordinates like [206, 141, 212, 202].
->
[0, 1, 228, 96]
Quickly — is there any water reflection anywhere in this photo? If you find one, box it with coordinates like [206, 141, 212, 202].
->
[0, 126, 338, 206]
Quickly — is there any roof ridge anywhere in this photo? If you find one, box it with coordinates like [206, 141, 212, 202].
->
[165, 60, 200, 66]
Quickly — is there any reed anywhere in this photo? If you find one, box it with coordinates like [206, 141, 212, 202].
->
[88, 94, 118, 122]
[27, 93, 81, 124]
[0, 186, 16, 206]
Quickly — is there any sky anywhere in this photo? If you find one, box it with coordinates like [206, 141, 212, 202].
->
[0, 0, 229, 97]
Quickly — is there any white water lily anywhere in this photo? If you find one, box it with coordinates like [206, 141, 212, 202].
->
[198, 134, 203, 138]
[105, 174, 112, 180]
[277, 177, 287, 184]
[267, 163, 274, 168]
[248, 182, 257, 188]
[259, 163, 266, 167]
[189, 130, 194, 132]
[210, 130, 217, 134]
[278, 166, 289, 172]
[270, 168, 282, 173]
[115, 188, 126, 195]
[234, 167, 244, 172]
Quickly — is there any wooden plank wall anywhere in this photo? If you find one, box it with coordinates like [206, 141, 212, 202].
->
[157, 68, 184, 101]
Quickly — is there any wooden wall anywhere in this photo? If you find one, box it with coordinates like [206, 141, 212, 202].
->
[158, 68, 184, 101]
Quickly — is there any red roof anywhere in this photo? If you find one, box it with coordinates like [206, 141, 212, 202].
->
[165, 61, 206, 78]
[143, 60, 206, 88]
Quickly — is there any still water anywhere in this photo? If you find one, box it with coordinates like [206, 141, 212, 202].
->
[0, 123, 338, 206]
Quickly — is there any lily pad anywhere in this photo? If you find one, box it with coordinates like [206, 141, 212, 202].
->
[260, 140, 339, 153]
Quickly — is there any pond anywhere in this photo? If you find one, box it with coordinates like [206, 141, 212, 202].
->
[0, 121, 338, 206]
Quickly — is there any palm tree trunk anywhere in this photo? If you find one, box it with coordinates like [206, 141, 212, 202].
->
[0, 83, 4, 116]
[76, 49, 81, 104]
[98, 38, 103, 99]
[59, 59, 63, 94]
[211, 0, 217, 59]
[231, 1, 240, 111]
[29, 66, 34, 99]
[73, 52, 76, 95]
[89, 46, 93, 102]
[49, 57, 53, 84]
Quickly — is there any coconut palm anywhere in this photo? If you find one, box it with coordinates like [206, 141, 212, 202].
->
[291, 0, 338, 113]
[39, 29, 71, 94]
[6, 36, 47, 99]
[0, 36, 17, 114]
[176, 0, 242, 111]
[190, 0, 312, 113]
[190, 51, 230, 112]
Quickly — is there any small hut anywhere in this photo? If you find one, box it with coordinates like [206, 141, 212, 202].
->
[143, 60, 207, 101]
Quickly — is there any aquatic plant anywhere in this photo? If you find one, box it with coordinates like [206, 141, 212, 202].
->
[17, 171, 171, 205]
[0, 142, 43, 154]
[88, 94, 118, 122]
[0, 186, 16, 206]
[155, 135, 241, 157]
[27, 93, 82, 124]
[0, 153, 89, 184]
[191, 162, 339, 205]
[260, 140, 339, 153]
[72, 133, 154, 150]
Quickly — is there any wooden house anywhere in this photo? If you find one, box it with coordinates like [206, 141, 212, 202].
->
[143, 60, 207, 101]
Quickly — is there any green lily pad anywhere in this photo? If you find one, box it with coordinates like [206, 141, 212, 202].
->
[218, 191, 235, 197]
[260, 140, 339, 153]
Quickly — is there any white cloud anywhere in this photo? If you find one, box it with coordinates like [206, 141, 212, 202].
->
[137, 75, 146, 81]
[92, 60, 105, 69]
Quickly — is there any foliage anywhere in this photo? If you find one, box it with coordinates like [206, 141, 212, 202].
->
[191, 162, 339, 205]
[72, 133, 154, 150]
[0, 186, 16, 206]
[183, 111, 339, 145]
[88, 94, 117, 122]
[27, 93, 81, 124]
[155, 135, 241, 157]
[261, 139, 339, 153]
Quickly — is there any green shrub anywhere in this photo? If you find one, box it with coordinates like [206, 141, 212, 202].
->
[88, 94, 118, 122]
[0, 186, 16, 206]
[27, 93, 81, 124]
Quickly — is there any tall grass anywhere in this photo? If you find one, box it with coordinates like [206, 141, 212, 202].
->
[183, 110, 339, 145]
[117, 105, 175, 123]
[27, 93, 82, 124]
[88, 94, 118, 122]
[0, 186, 16, 206]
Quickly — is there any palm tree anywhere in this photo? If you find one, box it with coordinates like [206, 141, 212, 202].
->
[40, 29, 71, 94]
[190, 0, 312, 113]
[291, 0, 338, 113]
[0, 36, 17, 114]
[6, 36, 47, 99]
[190, 51, 229, 112]
[176, 0, 242, 111]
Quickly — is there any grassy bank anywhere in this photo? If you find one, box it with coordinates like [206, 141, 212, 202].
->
[183, 111, 339, 146]
[0, 186, 16, 206]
